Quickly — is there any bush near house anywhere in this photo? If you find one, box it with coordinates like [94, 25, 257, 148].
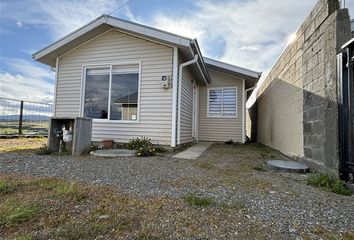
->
[127, 137, 158, 157]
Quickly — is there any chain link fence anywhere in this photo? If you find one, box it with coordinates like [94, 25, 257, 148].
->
[0, 97, 53, 136]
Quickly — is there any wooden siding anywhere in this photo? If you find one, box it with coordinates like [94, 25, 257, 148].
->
[56, 29, 173, 145]
[179, 66, 194, 144]
[198, 69, 243, 142]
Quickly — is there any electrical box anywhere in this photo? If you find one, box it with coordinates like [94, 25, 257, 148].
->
[161, 75, 171, 89]
[48, 117, 92, 155]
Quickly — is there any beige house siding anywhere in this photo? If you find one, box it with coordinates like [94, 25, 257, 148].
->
[198, 69, 244, 142]
[56, 29, 173, 145]
[179, 66, 194, 144]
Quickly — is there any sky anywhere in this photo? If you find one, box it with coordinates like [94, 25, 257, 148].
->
[0, 0, 353, 105]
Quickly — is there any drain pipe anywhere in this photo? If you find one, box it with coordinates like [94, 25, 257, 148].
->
[177, 54, 199, 145]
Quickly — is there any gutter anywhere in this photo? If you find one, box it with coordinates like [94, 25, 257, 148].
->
[177, 54, 199, 145]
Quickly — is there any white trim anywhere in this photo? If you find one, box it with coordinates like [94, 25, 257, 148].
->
[204, 57, 261, 79]
[207, 87, 238, 118]
[171, 47, 178, 147]
[53, 57, 59, 116]
[33, 14, 191, 61]
[177, 54, 199, 145]
[80, 61, 141, 122]
[242, 79, 246, 143]
[192, 82, 199, 141]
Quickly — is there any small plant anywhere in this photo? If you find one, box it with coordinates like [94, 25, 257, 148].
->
[128, 137, 157, 157]
[0, 200, 41, 226]
[306, 173, 353, 196]
[184, 193, 214, 207]
[154, 145, 167, 153]
[35, 144, 52, 155]
[253, 164, 267, 172]
[90, 143, 101, 152]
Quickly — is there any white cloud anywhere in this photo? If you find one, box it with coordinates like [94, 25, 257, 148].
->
[0, 0, 134, 39]
[0, 59, 54, 103]
[15, 20, 23, 28]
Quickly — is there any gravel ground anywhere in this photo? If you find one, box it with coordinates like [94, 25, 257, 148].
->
[0, 143, 353, 239]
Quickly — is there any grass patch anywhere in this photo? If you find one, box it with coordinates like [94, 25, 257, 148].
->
[35, 179, 88, 202]
[0, 179, 19, 194]
[35, 144, 52, 155]
[0, 200, 40, 226]
[14, 235, 33, 240]
[184, 193, 214, 207]
[306, 173, 353, 196]
[0, 137, 47, 153]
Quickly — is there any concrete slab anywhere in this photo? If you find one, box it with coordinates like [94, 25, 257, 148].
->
[267, 160, 309, 173]
[90, 149, 135, 157]
[173, 142, 213, 160]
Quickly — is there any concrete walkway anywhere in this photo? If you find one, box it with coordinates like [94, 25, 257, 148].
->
[173, 142, 213, 160]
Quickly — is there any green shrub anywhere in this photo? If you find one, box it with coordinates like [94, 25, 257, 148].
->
[154, 145, 167, 153]
[128, 137, 156, 157]
[35, 144, 52, 155]
[184, 193, 214, 207]
[306, 173, 353, 196]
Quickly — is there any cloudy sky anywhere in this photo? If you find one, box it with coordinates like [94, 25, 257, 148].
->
[0, 0, 353, 104]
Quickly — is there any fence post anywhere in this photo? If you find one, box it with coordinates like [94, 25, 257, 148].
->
[18, 101, 23, 135]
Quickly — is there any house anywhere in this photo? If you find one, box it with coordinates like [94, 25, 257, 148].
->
[33, 14, 260, 147]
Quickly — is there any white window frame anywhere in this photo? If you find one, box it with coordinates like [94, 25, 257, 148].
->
[207, 87, 237, 118]
[80, 61, 141, 123]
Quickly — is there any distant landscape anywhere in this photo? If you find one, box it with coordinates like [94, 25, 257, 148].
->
[0, 115, 50, 121]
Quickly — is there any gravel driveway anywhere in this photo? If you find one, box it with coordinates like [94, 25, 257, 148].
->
[0, 143, 353, 239]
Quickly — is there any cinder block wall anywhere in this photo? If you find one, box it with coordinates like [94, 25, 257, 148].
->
[256, 0, 351, 175]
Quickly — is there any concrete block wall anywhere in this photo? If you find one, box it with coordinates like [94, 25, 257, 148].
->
[256, 0, 351, 175]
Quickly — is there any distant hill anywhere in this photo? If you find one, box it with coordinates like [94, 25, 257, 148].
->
[0, 115, 51, 121]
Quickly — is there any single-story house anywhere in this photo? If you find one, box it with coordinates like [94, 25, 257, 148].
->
[33, 14, 261, 147]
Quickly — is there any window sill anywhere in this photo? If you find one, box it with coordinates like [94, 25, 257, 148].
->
[92, 119, 140, 124]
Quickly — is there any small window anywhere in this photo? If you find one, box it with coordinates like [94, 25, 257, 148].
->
[208, 87, 237, 117]
[83, 63, 140, 121]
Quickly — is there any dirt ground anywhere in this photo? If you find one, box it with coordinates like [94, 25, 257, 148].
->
[0, 140, 353, 239]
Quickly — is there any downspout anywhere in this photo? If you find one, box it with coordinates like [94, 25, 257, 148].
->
[177, 54, 199, 145]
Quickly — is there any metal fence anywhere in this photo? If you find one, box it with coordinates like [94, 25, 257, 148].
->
[0, 97, 53, 136]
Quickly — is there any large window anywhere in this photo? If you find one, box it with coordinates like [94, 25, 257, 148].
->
[208, 87, 237, 117]
[83, 63, 140, 121]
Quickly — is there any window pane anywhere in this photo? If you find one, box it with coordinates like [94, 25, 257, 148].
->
[209, 89, 222, 115]
[84, 68, 110, 119]
[223, 88, 236, 116]
[111, 73, 139, 120]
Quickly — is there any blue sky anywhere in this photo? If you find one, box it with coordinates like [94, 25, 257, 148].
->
[0, 0, 353, 104]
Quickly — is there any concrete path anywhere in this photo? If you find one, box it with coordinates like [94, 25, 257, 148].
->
[173, 142, 213, 160]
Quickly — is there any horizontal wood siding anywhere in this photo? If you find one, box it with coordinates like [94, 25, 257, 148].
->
[198, 69, 243, 142]
[180, 66, 194, 144]
[56, 29, 173, 145]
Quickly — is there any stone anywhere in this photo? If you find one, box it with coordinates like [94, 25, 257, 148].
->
[90, 149, 135, 157]
[267, 160, 309, 173]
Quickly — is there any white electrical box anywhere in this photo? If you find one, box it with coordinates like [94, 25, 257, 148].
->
[161, 75, 171, 89]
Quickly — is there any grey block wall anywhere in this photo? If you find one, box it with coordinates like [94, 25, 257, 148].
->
[256, 0, 351, 175]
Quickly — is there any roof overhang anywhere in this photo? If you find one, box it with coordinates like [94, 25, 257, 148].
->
[33, 14, 210, 83]
[204, 57, 261, 89]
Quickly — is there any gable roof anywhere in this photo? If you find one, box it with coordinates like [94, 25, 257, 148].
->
[204, 57, 261, 89]
[33, 14, 260, 86]
[32, 14, 210, 83]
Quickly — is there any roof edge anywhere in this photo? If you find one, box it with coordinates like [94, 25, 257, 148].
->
[204, 57, 261, 79]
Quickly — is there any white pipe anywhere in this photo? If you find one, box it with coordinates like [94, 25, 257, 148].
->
[188, 46, 209, 86]
[245, 86, 256, 93]
[177, 54, 199, 145]
[171, 47, 178, 147]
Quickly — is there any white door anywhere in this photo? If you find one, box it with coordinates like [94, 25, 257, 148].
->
[192, 83, 199, 141]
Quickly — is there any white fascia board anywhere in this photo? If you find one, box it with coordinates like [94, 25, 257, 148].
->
[106, 16, 191, 47]
[33, 14, 192, 61]
[33, 15, 106, 60]
[204, 57, 261, 79]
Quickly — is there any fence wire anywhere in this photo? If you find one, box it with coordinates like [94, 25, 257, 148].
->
[0, 97, 53, 136]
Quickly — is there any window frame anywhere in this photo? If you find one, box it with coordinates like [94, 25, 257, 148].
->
[207, 87, 237, 118]
[80, 61, 141, 123]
